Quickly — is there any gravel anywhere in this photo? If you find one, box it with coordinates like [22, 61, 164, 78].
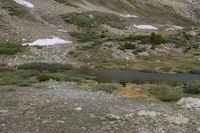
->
[0, 81, 200, 132]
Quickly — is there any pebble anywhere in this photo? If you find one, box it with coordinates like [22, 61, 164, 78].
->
[74, 107, 82, 111]
[137, 110, 161, 117]
[166, 114, 189, 124]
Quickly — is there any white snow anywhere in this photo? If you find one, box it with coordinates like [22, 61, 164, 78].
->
[165, 26, 183, 31]
[58, 29, 69, 33]
[134, 24, 158, 30]
[13, 0, 34, 8]
[74, 107, 82, 111]
[22, 37, 72, 46]
[120, 14, 138, 18]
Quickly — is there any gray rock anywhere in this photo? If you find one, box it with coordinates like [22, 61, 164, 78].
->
[137, 110, 161, 117]
[177, 97, 200, 108]
[166, 114, 189, 124]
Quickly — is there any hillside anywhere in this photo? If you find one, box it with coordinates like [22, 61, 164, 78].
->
[0, 0, 200, 132]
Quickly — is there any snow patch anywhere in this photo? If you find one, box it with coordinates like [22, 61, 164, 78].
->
[22, 37, 71, 46]
[120, 14, 138, 18]
[58, 29, 69, 33]
[13, 0, 34, 8]
[74, 107, 82, 111]
[165, 26, 183, 31]
[134, 25, 158, 30]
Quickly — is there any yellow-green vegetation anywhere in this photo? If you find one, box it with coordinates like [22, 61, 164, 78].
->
[0, 43, 27, 55]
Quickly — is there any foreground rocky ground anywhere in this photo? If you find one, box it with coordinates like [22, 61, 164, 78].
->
[0, 81, 200, 133]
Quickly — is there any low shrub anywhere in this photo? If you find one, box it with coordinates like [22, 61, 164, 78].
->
[149, 85, 182, 102]
[183, 80, 200, 94]
[18, 62, 73, 72]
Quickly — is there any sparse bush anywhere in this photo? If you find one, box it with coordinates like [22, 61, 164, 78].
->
[149, 85, 182, 102]
[183, 80, 200, 94]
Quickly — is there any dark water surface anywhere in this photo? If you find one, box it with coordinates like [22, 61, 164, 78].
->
[97, 69, 200, 83]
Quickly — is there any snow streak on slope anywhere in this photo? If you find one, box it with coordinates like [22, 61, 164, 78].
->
[134, 25, 158, 30]
[13, 0, 34, 8]
[22, 37, 72, 46]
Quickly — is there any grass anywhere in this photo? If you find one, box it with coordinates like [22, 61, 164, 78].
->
[0, 43, 27, 55]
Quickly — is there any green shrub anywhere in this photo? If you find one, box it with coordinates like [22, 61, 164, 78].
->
[149, 85, 182, 102]
[150, 32, 166, 45]
[183, 80, 200, 94]
[18, 62, 72, 72]
[36, 73, 51, 82]
[0, 43, 27, 55]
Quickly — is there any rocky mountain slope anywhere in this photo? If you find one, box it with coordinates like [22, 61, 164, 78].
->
[0, 0, 200, 43]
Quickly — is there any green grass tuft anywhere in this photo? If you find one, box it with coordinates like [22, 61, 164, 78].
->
[0, 43, 27, 55]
